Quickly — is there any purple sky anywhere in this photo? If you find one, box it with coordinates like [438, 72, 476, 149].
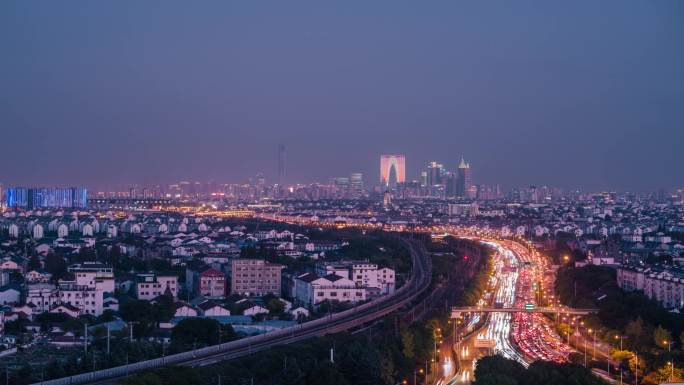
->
[1, 1, 683, 191]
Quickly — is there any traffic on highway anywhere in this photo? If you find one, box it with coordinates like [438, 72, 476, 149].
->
[445, 236, 577, 384]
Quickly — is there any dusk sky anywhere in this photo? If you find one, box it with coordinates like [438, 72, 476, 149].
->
[1, 1, 682, 191]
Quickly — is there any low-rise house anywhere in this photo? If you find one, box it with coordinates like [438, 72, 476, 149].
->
[50, 303, 81, 318]
[25, 269, 52, 283]
[243, 303, 268, 316]
[0, 285, 21, 305]
[197, 300, 230, 316]
[174, 301, 198, 317]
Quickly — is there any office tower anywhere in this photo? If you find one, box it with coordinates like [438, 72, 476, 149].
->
[350, 173, 364, 190]
[179, 181, 191, 197]
[334, 177, 350, 189]
[426, 161, 445, 187]
[444, 172, 458, 197]
[256, 173, 266, 187]
[278, 144, 286, 185]
[457, 157, 472, 198]
[420, 171, 428, 187]
[380, 155, 406, 187]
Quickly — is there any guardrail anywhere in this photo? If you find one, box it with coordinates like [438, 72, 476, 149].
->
[32, 239, 431, 385]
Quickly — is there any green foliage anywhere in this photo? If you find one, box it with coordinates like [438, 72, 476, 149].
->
[400, 322, 415, 359]
[654, 325, 672, 349]
[306, 362, 349, 385]
[338, 340, 381, 385]
[473, 355, 608, 385]
[120, 300, 156, 337]
[556, 265, 684, 352]
[267, 298, 286, 315]
[170, 318, 222, 349]
[119, 367, 201, 385]
[44, 253, 68, 281]
[473, 355, 526, 383]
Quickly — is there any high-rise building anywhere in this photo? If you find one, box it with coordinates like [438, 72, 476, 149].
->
[350, 173, 364, 190]
[380, 155, 406, 187]
[278, 144, 286, 185]
[5, 187, 87, 209]
[426, 161, 445, 187]
[333, 177, 350, 189]
[457, 157, 472, 198]
[444, 172, 458, 197]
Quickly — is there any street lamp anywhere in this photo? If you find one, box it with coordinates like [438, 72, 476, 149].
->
[664, 340, 674, 383]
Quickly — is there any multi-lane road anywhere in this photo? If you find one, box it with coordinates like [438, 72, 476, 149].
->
[443, 237, 577, 385]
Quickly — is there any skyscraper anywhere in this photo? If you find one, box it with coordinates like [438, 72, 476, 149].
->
[457, 157, 472, 198]
[426, 161, 445, 187]
[380, 155, 406, 187]
[278, 144, 286, 185]
[350, 173, 364, 190]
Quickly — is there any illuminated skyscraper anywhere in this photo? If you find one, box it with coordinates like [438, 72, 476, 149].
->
[426, 161, 445, 187]
[457, 157, 472, 198]
[380, 155, 406, 187]
[350, 173, 364, 190]
[5, 187, 87, 209]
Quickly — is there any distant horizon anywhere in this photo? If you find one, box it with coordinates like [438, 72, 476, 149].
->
[2, 1, 682, 192]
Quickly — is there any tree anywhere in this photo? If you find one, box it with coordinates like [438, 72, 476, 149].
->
[473, 374, 518, 385]
[119, 300, 156, 338]
[28, 255, 42, 271]
[628, 354, 645, 379]
[654, 325, 672, 349]
[171, 318, 221, 348]
[610, 349, 634, 362]
[306, 362, 349, 385]
[267, 298, 285, 315]
[400, 323, 415, 359]
[558, 323, 574, 339]
[644, 363, 684, 384]
[568, 352, 584, 365]
[153, 292, 176, 323]
[17, 361, 32, 385]
[625, 317, 645, 347]
[474, 355, 525, 383]
[45, 359, 64, 380]
[338, 340, 381, 385]
[379, 353, 395, 385]
[44, 253, 67, 281]
[120, 367, 201, 385]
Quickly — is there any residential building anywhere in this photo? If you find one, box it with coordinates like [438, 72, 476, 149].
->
[293, 273, 366, 306]
[134, 273, 178, 300]
[231, 259, 283, 297]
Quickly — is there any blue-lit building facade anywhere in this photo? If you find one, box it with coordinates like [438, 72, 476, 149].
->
[5, 187, 87, 209]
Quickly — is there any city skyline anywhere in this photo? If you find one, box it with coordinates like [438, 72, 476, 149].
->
[1, 1, 683, 191]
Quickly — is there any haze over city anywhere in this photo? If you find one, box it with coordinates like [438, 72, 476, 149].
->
[3, 2, 684, 385]
[2, 1, 683, 191]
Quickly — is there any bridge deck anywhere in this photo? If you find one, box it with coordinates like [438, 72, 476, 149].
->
[451, 307, 598, 316]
